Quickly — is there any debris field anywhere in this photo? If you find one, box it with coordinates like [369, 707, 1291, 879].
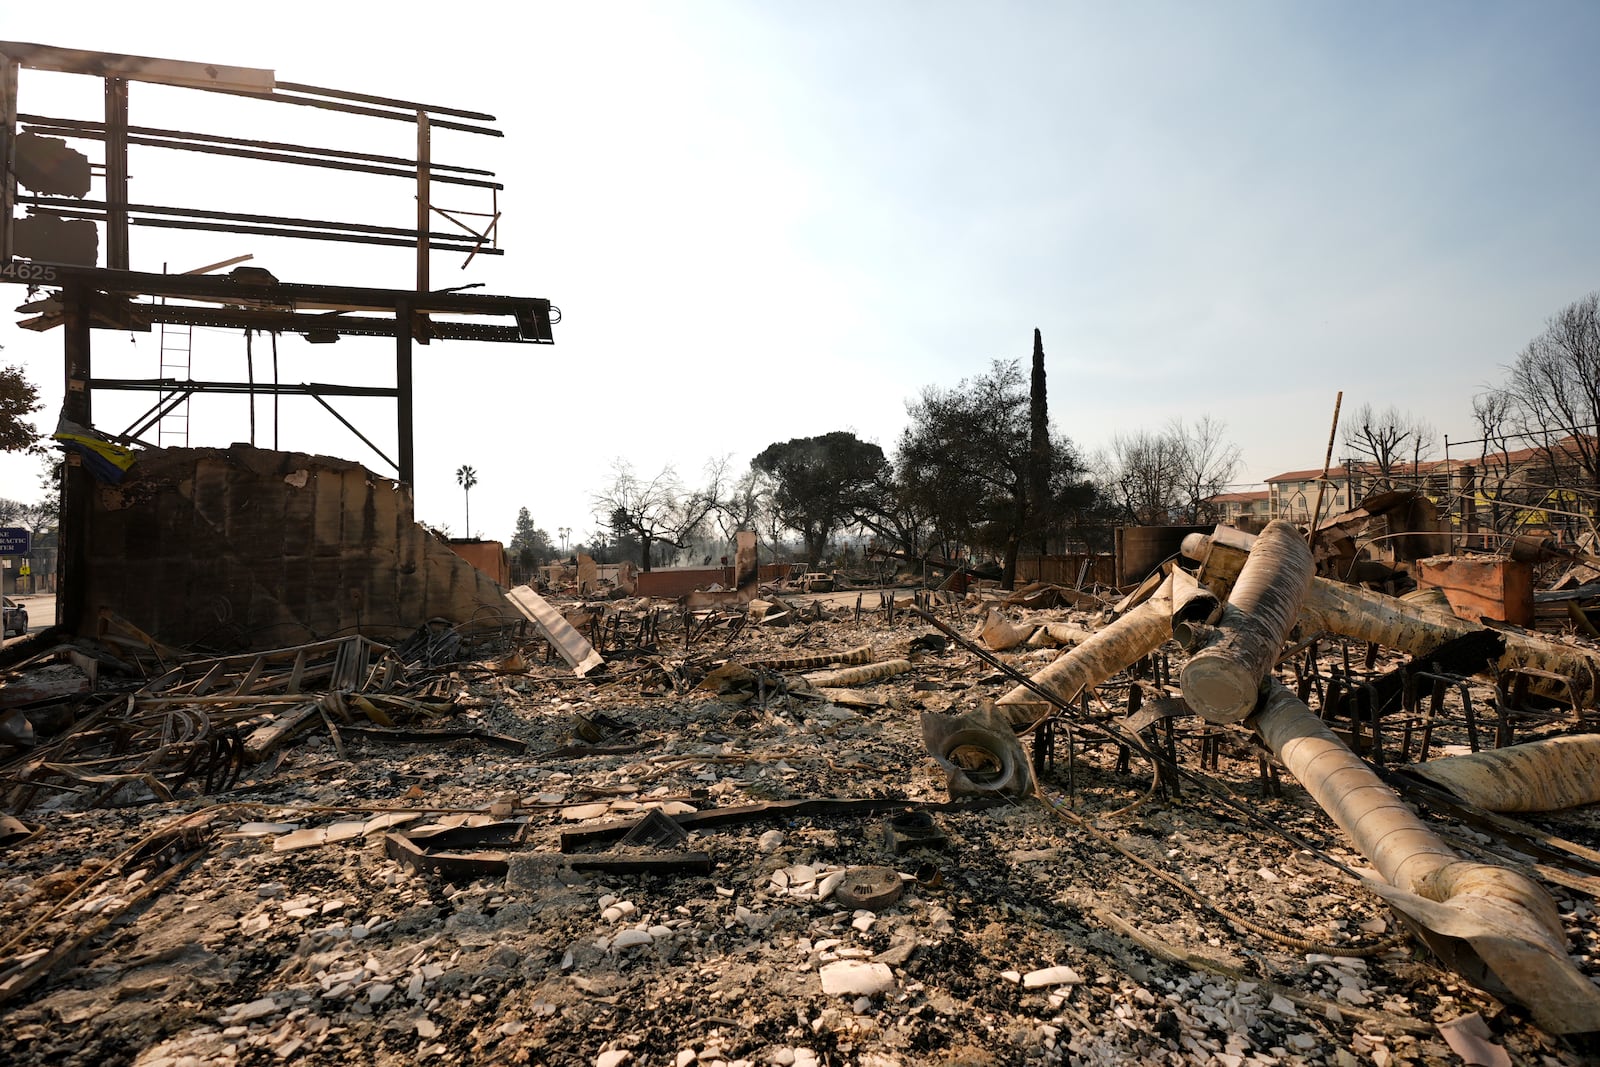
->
[4, 560, 1600, 1067]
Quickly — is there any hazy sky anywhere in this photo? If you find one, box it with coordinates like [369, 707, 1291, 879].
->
[2, 2, 1598, 546]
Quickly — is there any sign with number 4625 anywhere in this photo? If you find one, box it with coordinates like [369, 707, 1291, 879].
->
[0, 261, 59, 283]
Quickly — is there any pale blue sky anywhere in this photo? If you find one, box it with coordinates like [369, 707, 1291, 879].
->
[1, 2, 1597, 543]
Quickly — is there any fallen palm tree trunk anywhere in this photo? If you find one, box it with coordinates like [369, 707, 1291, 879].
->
[1400, 734, 1600, 813]
[1304, 580, 1600, 702]
[1035, 622, 1095, 647]
[1177, 522, 1313, 723]
[804, 659, 913, 688]
[1183, 529, 1600, 706]
[749, 645, 874, 671]
[995, 572, 1177, 722]
[1253, 683, 1600, 1033]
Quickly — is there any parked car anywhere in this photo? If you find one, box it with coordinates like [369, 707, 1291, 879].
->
[3, 596, 26, 638]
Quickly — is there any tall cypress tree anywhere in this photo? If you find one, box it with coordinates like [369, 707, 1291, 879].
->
[1027, 328, 1051, 549]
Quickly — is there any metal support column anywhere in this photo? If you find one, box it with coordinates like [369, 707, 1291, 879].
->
[60, 285, 92, 631]
[0, 52, 17, 263]
[396, 297, 414, 485]
[105, 75, 129, 269]
[416, 111, 430, 295]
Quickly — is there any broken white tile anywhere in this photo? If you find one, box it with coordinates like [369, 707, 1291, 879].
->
[648, 800, 697, 816]
[1022, 965, 1082, 989]
[360, 812, 420, 836]
[272, 821, 365, 851]
[612, 928, 653, 949]
[226, 997, 280, 1024]
[818, 960, 895, 997]
[561, 803, 612, 821]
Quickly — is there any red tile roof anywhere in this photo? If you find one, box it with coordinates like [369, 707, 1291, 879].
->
[1264, 435, 1594, 484]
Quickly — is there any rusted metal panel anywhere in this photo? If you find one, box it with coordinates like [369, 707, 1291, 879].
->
[448, 540, 510, 587]
[1115, 525, 1211, 587]
[1417, 556, 1534, 627]
[634, 566, 732, 599]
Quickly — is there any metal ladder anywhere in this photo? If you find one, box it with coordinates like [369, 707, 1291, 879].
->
[156, 317, 192, 447]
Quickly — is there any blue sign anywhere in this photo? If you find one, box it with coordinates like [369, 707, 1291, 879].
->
[0, 528, 30, 554]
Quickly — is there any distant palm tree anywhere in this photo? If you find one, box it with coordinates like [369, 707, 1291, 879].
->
[455, 464, 478, 537]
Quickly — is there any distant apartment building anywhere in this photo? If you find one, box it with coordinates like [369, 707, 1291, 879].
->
[1206, 475, 1361, 528]
[1207, 490, 1271, 532]
[1258, 434, 1595, 533]
[1265, 465, 1362, 523]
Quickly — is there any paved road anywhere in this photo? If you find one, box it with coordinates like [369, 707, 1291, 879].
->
[3, 593, 54, 646]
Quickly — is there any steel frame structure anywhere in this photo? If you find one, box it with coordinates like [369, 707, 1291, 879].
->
[0, 41, 557, 633]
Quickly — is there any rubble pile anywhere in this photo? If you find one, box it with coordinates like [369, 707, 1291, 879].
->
[3, 565, 1600, 1066]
